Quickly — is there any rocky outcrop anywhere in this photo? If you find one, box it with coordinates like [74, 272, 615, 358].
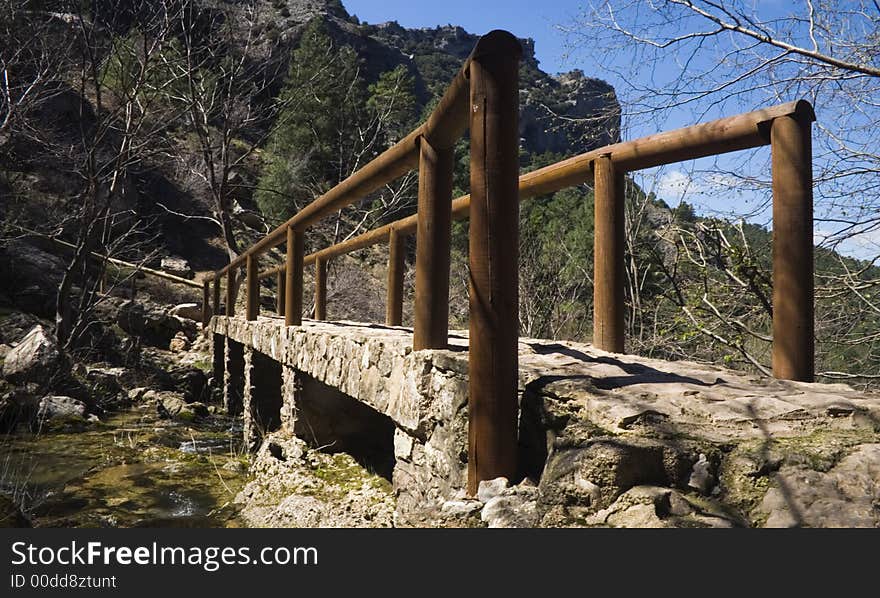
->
[0, 312, 43, 346]
[255, 2, 621, 156]
[2, 325, 68, 386]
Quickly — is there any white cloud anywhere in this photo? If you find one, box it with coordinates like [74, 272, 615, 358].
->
[655, 170, 695, 202]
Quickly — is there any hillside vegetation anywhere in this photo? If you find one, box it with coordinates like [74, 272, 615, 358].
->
[1, 0, 878, 385]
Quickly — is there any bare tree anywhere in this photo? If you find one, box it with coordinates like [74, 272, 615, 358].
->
[562, 0, 880, 381]
[149, 0, 299, 261]
[40, 1, 182, 344]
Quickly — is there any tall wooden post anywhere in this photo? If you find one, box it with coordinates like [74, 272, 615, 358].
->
[202, 280, 211, 328]
[246, 254, 259, 321]
[285, 226, 304, 327]
[314, 258, 327, 321]
[212, 275, 221, 316]
[413, 137, 454, 348]
[771, 110, 815, 382]
[226, 269, 236, 318]
[386, 227, 406, 326]
[466, 31, 521, 495]
[593, 154, 625, 353]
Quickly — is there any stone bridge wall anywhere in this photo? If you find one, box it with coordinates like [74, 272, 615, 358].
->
[211, 316, 472, 517]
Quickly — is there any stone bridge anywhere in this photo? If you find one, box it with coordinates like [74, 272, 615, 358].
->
[210, 314, 880, 526]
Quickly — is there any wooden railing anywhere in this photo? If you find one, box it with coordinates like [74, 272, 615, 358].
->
[207, 29, 816, 493]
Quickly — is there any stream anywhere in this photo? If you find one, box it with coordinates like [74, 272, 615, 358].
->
[0, 406, 248, 527]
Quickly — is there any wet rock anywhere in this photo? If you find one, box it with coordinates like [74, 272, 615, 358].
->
[37, 395, 88, 422]
[0, 494, 30, 528]
[154, 391, 207, 421]
[2, 325, 68, 385]
[128, 387, 150, 402]
[84, 366, 125, 407]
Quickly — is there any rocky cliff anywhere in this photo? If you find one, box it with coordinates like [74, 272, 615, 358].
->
[257, 0, 621, 154]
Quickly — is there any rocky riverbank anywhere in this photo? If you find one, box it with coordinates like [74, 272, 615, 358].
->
[0, 292, 247, 527]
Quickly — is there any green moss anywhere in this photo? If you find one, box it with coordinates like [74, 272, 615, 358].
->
[716, 427, 877, 526]
[191, 358, 212, 373]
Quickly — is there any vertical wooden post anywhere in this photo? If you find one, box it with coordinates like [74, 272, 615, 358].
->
[314, 258, 327, 321]
[276, 270, 285, 317]
[285, 226, 304, 327]
[226, 269, 236, 318]
[466, 31, 521, 495]
[593, 154, 626, 353]
[212, 275, 221, 316]
[413, 138, 454, 348]
[771, 111, 815, 382]
[386, 227, 405, 326]
[246, 254, 259, 321]
[202, 280, 211, 328]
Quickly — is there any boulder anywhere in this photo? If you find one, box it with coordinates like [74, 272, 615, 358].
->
[169, 331, 190, 353]
[160, 256, 193, 279]
[480, 483, 540, 528]
[2, 325, 68, 385]
[37, 395, 88, 422]
[154, 391, 208, 421]
[84, 366, 126, 407]
[116, 300, 185, 347]
[168, 366, 207, 403]
[0, 241, 66, 318]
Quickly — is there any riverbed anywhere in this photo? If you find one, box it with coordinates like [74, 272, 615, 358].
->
[0, 406, 248, 527]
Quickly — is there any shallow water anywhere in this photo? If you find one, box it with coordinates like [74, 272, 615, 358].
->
[0, 406, 249, 527]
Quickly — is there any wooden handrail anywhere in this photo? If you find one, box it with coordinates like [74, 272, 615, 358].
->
[207, 27, 817, 495]
[256, 99, 815, 280]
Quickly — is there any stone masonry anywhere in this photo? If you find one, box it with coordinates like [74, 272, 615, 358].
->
[212, 315, 880, 527]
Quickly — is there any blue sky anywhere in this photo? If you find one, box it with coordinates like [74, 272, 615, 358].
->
[345, 0, 579, 75]
[343, 1, 880, 259]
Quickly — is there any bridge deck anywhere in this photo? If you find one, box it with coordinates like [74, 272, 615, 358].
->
[210, 315, 880, 524]
[212, 314, 871, 441]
